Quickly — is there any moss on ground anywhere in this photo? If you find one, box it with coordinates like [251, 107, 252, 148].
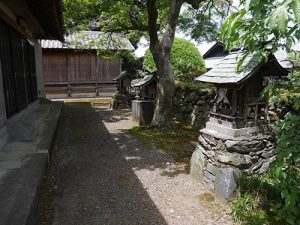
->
[127, 121, 198, 164]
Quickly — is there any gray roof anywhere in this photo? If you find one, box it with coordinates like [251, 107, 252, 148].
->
[205, 57, 224, 69]
[113, 71, 129, 81]
[196, 52, 262, 84]
[132, 75, 155, 87]
[41, 31, 134, 51]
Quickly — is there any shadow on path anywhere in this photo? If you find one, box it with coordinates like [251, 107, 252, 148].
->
[35, 103, 169, 225]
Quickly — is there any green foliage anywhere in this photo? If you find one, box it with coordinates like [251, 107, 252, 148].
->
[143, 38, 206, 81]
[222, 2, 300, 223]
[178, 1, 232, 43]
[175, 81, 215, 95]
[265, 72, 300, 224]
[232, 73, 300, 225]
[127, 121, 198, 163]
[221, 0, 300, 57]
[231, 173, 283, 225]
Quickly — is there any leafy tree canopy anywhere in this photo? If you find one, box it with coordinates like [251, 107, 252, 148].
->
[179, 0, 235, 43]
[143, 38, 206, 81]
[63, 0, 232, 47]
[221, 0, 300, 57]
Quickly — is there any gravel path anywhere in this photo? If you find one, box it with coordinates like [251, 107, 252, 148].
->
[35, 102, 236, 225]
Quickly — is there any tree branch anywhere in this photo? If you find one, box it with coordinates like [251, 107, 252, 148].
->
[146, 0, 159, 52]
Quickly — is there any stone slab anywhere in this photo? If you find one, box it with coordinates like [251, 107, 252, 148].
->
[0, 101, 62, 225]
[215, 168, 240, 203]
[132, 100, 155, 125]
[190, 147, 205, 181]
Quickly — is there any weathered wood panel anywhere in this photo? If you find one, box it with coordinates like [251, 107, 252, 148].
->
[0, 18, 38, 118]
[98, 59, 121, 82]
[0, 20, 17, 117]
[11, 28, 27, 111]
[43, 51, 68, 82]
[0, 61, 7, 128]
[43, 50, 120, 98]
[68, 52, 97, 82]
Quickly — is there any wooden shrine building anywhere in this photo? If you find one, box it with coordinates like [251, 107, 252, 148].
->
[132, 74, 157, 100]
[196, 52, 288, 137]
[113, 71, 134, 93]
[41, 31, 134, 98]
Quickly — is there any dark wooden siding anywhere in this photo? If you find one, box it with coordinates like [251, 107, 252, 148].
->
[43, 50, 120, 98]
[0, 19, 37, 118]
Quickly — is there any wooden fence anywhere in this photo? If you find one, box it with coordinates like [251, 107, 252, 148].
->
[43, 50, 120, 98]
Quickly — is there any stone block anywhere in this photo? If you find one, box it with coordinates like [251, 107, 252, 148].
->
[215, 168, 240, 203]
[225, 139, 265, 153]
[206, 162, 216, 174]
[131, 100, 155, 125]
[198, 135, 212, 149]
[190, 147, 205, 181]
[261, 150, 273, 159]
[202, 133, 217, 146]
[204, 177, 215, 191]
[217, 152, 252, 167]
[204, 170, 215, 182]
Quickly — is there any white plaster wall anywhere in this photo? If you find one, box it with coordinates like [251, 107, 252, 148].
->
[34, 41, 45, 98]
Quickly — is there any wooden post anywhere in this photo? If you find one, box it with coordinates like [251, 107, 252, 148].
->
[232, 89, 238, 115]
[244, 104, 248, 124]
[0, 61, 7, 128]
[254, 104, 258, 124]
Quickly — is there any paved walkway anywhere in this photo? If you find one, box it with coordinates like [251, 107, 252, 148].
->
[35, 103, 235, 225]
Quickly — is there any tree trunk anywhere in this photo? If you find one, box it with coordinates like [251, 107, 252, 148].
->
[147, 0, 182, 127]
[152, 50, 175, 127]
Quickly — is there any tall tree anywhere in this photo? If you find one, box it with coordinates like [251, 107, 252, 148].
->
[62, 0, 232, 126]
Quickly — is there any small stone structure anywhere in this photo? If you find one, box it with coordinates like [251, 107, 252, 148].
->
[132, 74, 157, 100]
[173, 85, 215, 128]
[131, 73, 157, 125]
[191, 52, 288, 202]
[191, 130, 275, 201]
[112, 71, 136, 109]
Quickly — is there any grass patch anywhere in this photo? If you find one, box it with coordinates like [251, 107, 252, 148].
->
[127, 121, 198, 164]
[231, 173, 284, 225]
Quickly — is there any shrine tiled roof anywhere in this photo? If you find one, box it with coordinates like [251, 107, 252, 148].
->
[132, 75, 156, 87]
[41, 31, 134, 51]
[196, 52, 263, 84]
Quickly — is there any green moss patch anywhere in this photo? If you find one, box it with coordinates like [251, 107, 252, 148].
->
[127, 121, 198, 164]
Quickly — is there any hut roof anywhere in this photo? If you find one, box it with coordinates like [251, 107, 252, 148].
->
[41, 31, 134, 51]
[196, 52, 269, 85]
[113, 71, 129, 81]
[204, 56, 224, 70]
[132, 75, 156, 87]
[5, 0, 64, 40]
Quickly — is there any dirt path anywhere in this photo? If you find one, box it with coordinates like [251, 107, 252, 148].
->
[35, 103, 235, 225]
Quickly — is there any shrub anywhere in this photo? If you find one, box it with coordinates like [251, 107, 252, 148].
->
[143, 38, 206, 81]
[231, 71, 300, 225]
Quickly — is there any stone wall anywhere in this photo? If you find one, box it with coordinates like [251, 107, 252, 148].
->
[191, 130, 275, 202]
[112, 91, 136, 109]
[173, 85, 215, 128]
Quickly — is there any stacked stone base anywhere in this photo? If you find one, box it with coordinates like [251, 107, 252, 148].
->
[191, 129, 275, 202]
[112, 91, 135, 109]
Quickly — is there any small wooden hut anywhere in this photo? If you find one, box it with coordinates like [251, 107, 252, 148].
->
[196, 52, 288, 136]
[132, 74, 157, 100]
[113, 71, 134, 93]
